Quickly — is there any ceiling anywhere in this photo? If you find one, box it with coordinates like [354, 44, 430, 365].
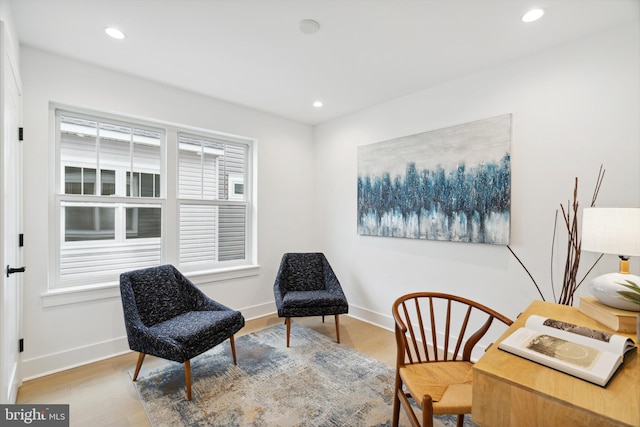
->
[9, 0, 639, 125]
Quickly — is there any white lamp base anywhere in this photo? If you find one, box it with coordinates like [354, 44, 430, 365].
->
[589, 272, 640, 311]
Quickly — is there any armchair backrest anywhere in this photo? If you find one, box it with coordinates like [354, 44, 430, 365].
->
[392, 292, 512, 364]
[120, 264, 193, 327]
[278, 253, 328, 292]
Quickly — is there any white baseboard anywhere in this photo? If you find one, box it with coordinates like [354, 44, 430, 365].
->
[241, 301, 277, 321]
[21, 337, 131, 382]
[347, 303, 395, 332]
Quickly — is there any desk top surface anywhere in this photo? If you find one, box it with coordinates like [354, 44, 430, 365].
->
[473, 300, 639, 426]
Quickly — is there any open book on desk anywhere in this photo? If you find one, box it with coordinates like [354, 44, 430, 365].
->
[498, 314, 637, 387]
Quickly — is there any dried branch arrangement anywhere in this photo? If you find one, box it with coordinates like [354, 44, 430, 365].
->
[508, 165, 606, 305]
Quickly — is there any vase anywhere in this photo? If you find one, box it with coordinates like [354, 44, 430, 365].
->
[589, 272, 640, 311]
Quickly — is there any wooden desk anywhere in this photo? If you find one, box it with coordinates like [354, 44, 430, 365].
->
[472, 300, 639, 427]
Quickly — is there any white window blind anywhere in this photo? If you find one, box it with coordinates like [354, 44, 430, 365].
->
[179, 204, 217, 265]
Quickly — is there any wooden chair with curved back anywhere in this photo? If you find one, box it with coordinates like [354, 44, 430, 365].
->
[391, 292, 513, 427]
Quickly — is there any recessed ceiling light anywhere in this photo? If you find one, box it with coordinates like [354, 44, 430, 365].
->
[300, 19, 320, 35]
[105, 27, 126, 39]
[313, 101, 324, 108]
[521, 9, 544, 23]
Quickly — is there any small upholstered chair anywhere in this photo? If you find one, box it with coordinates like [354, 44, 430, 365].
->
[119, 264, 245, 401]
[392, 292, 512, 427]
[273, 253, 349, 347]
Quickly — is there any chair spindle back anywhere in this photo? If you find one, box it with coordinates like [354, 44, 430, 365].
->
[393, 292, 513, 366]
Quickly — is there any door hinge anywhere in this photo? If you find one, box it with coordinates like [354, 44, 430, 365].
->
[19, 233, 24, 247]
[18, 127, 23, 141]
[19, 339, 24, 353]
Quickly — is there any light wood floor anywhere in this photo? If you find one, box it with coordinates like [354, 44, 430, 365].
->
[16, 314, 397, 427]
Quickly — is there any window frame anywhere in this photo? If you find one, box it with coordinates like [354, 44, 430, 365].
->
[44, 104, 259, 307]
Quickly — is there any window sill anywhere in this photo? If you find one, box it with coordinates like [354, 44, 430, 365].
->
[41, 264, 261, 307]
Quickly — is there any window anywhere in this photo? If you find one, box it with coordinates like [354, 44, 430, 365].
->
[53, 109, 254, 289]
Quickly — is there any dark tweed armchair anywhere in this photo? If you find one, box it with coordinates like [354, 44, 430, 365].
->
[119, 264, 245, 400]
[273, 253, 349, 347]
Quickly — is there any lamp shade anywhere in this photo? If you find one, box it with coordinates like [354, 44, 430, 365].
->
[581, 208, 640, 257]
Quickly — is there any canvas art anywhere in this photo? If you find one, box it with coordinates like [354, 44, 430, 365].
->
[357, 114, 511, 244]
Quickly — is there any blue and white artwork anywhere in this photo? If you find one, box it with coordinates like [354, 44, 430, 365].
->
[357, 115, 511, 244]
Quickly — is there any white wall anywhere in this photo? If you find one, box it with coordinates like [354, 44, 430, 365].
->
[314, 23, 640, 331]
[0, 0, 19, 68]
[20, 47, 317, 378]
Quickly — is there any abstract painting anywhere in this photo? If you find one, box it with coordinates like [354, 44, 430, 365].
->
[357, 114, 511, 244]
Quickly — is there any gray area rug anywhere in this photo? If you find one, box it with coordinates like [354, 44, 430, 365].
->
[132, 323, 477, 426]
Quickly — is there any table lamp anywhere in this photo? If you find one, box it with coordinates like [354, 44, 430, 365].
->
[581, 207, 640, 311]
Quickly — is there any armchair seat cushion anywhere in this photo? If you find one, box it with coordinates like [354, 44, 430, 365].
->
[150, 310, 244, 347]
[282, 290, 346, 308]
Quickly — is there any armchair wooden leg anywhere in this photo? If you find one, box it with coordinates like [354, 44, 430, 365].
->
[421, 395, 434, 427]
[396, 386, 421, 427]
[132, 353, 145, 381]
[286, 317, 291, 347]
[229, 335, 238, 365]
[456, 415, 464, 427]
[335, 314, 341, 344]
[185, 360, 192, 401]
[392, 375, 401, 427]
